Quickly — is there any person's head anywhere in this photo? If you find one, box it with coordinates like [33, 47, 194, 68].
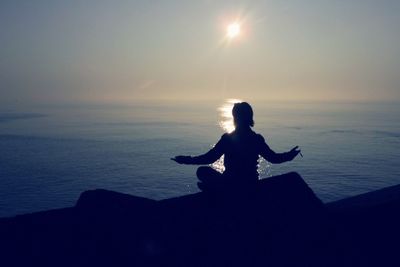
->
[232, 102, 254, 128]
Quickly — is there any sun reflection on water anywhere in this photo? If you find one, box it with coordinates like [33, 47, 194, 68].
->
[218, 98, 242, 133]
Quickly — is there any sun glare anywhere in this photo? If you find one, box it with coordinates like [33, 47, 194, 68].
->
[226, 22, 240, 39]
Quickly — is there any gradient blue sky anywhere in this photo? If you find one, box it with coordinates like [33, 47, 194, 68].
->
[1, 0, 400, 107]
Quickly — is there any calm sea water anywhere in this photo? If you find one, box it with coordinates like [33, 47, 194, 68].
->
[1, 101, 400, 217]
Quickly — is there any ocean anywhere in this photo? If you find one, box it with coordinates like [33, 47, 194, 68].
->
[1, 100, 400, 217]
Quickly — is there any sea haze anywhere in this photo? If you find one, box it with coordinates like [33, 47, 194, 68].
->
[1, 101, 400, 217]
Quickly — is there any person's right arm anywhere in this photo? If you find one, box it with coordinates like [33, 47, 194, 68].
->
[172, 147, 223, 165]
[172, 135, 226, 165]
[259, 135, 300, 164]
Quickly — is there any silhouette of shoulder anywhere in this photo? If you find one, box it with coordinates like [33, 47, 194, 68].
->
[255, 133, 266, 144]
[218, 133, 231, 143]
[213, 133, 230, 151]
[215, 131, 267, 150]
[221, 133, 230, 139]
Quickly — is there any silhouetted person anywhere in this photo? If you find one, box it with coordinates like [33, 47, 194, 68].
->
[172, 102, 301, 191]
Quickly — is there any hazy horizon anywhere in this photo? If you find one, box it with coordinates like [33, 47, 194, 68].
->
[1, 1, 400, 109]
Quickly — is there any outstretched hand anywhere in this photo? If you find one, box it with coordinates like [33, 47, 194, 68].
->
[171, 155, 192, 164]
[289, 146, 302, 160]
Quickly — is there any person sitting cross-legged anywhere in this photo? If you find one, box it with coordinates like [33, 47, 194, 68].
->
[172, 102, 301, 191]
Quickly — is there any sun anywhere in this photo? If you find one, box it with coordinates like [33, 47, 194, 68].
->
[226, 22, 240, 39]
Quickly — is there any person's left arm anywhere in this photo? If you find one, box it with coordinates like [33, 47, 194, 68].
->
[259, 135, 301, 164]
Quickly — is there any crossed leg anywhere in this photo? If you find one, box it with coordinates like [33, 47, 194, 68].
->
[196, 166, 226, 191]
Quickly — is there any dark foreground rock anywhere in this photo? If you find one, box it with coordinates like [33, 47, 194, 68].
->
[0, 172, 399, 267]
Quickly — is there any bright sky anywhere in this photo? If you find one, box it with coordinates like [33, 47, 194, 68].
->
[1, 1, 400, 107]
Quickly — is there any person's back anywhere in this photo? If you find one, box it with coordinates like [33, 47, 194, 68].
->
[219, 128, 262, 182]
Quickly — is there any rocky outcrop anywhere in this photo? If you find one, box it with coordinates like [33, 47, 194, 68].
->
[0, 172, 399, 267]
